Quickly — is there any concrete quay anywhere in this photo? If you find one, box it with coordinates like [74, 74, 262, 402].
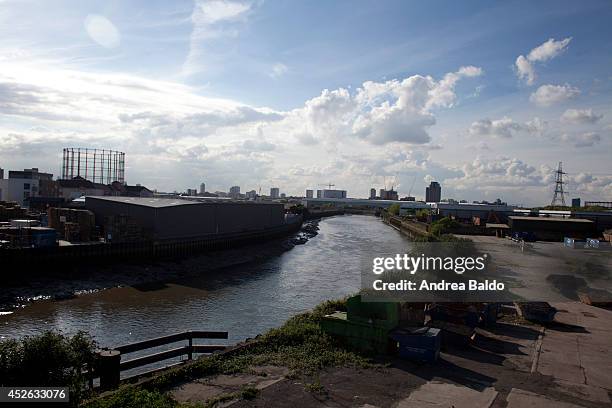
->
[167, 301, 612, 407]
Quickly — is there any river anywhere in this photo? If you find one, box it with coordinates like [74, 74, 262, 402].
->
[1, 215, 409, 348]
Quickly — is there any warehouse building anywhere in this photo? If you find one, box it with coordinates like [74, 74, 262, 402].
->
[433, 202, 516, 222]
[85, 196, 286, 242]
[508, 216, 596, 241]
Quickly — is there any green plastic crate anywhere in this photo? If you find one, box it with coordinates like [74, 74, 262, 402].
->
[321, 311, 394, 353]
[346, 295, 399, 330]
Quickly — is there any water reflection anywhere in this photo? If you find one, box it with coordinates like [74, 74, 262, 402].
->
[1, 215, 408, 347]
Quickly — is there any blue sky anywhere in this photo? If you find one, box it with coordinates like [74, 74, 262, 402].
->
[1, 0, 611, 205]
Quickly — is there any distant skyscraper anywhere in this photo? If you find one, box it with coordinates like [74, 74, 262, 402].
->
[370, 188, 376, 199]
[306, 189, 313, 198]
[316, 189, 322, 198]
[270, 187, 280, 198]
[321, 189, 347, 199]
[229, 186, 241, 198]
[200, 183, 206, 194]
[246, 190, 257, 199]
[425, 181, 441, 202]
[187, 188, 197, 196]
[571, 198, 581, 208]
[280, 193, 286, 198]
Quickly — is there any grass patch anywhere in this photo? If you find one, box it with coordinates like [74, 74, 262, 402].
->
[305, 377, 327, 395]
[85, 388, 179, 408]
[143, 297, 371, 388]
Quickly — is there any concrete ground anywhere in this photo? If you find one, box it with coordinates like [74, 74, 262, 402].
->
[459, 235, 612, 303]
[169, 302, 612, 407]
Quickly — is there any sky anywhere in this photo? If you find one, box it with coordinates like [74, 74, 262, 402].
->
[0, 0, 611, 206]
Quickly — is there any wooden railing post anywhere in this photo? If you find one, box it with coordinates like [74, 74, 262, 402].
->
[188, 333, 193, 361]
[98, 349, 121, 390]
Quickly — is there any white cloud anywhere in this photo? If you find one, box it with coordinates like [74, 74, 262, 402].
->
[270, 63, 288, 78]
[468, 116, 546, 138]
[291, 66, 482, 146]
[529, 84, 579, 107]
[560, 108, 603, 124]
[561, 132, 601, 148]
[527, 37, 572, 62]
[515, 55, 535, 85]
[84, 15, 121, 49]
[469, 117, 522, 138]
[427, 66, 483, 109]
[524, 117, 547, 135]
[194, 0, 252, 25]
[515, 37, 572, 85]
[241, 138, 276, 152]
[294, 133, 318, 145]
[448, 156, 553, 190]
[573, 173, 612, 196]
[183, 0, 253, 76]
[0, 57, 486, 194]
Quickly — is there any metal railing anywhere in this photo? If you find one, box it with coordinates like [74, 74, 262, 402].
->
[95, 330, 228, 390]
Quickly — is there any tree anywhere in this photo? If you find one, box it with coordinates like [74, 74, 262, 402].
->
[430, 217, 460, 236]
[388, 203, 400, 215]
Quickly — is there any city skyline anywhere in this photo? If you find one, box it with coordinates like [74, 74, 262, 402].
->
[1, 1, 611, 206]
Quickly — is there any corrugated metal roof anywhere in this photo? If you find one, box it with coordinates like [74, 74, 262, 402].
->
[85, 196, 281, 208]
[86, 196, 198, 208]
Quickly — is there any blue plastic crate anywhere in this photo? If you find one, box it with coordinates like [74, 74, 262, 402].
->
[390, 327, 441, 362]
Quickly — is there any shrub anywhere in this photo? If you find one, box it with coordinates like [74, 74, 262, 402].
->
[0, 331, 97, 406]
[429, 217, 460, 236]
[415, 209, 429, 221]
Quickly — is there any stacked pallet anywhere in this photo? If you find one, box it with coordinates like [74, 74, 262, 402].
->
[48, 207, 95, 242]
[0, 201, 27, 222]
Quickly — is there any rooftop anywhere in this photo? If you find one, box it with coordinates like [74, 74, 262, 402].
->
[86, 196, 280, 208]
[86, 196, 199, 208]
[508, 216, 594, 223]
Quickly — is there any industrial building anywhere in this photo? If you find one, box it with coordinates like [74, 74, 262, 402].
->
[379, 188, 399, 201]
[302, 197, 428, 212]
[585, 201, 612, 209]
[508, 216, 596, 241]
[433, 202, 516, 223]
[0, 168, 56, 207]
[85, 196, 286, 242]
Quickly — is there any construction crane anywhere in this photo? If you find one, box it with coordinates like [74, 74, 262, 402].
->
[407, 176, 417, 197]
[319, 182, 335, 189]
